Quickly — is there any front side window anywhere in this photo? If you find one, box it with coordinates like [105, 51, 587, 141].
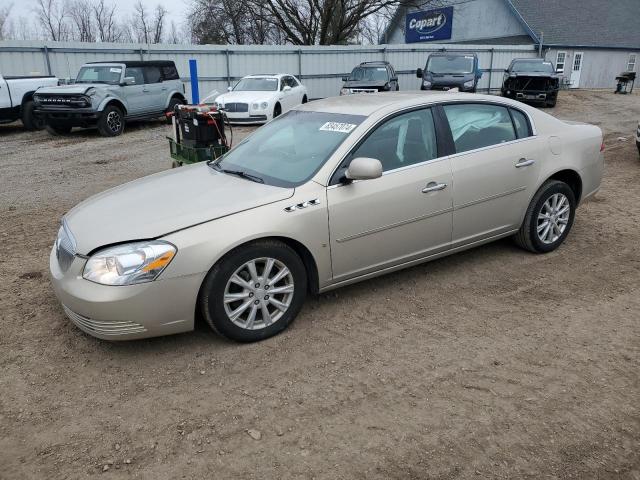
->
[76, 66, 122, 84]
[233, 77, 279, 92]
[628, 54, 637, 72]
[556, 52, 566, 73]
[124, 67, 144, 85]
[144, 66, 162, 84]
[351, 108, 438, 172]
[443, 104, 516, 154]
[215, 110, 366, 187]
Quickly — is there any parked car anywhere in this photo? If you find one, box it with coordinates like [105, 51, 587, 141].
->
[214, 74, 307, 124]
[0, 73, 59, 129]
[501, 58, 560, 107]
[50, 92, 604, 342]
[340, 61, 399, 95]
[34, 61, 185, 136]
[416, 53, 482, 92]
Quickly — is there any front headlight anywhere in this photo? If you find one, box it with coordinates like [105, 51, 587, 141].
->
[340, 88, 349, 95]
[86, 87, 97, 97]
[464, 80, 475, 88]
[83, 241, 176, 286]
[422, 80, 432, 87]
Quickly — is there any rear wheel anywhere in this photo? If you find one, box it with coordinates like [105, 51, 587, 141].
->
[46, 124, 72, 135]
[22, 100, 45, 130]
[97, 105, 125, 136]
[301, 95, 308, 104]
[165, 96, 184, 124]
[199, 240, 307, 342]
[514, 180, 576, 253]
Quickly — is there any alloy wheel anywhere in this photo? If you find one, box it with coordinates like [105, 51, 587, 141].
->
[106, 111, 122, 133]
[223, 257, 295, 330]
[537, 193, 571, 244]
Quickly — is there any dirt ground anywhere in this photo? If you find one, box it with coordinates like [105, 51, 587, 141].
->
[0, 90, 639, 479]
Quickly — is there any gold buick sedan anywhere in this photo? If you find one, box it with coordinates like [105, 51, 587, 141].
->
[50, 92, 604, 342]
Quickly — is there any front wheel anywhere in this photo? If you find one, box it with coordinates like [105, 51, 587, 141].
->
[199, 240, 307, 342]
[273, 103, 282, 119]
[22, 100, 45, 130]
[514, 180, 576, 253]
[97, 105, 125, 136]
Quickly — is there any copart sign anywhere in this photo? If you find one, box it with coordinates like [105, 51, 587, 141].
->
[405, 7, 453, 43]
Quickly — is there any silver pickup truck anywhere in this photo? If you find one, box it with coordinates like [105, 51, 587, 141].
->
[0, 73, 59, 129]
[34, 60, 186, 136]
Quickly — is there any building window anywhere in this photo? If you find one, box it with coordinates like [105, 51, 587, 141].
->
[628, 54, 637, 72]
[556, 52, 567, 73]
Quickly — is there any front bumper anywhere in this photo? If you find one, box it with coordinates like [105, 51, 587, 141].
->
[223, 111, 269, 124]
[502, 88, 558, 103]
[35, 107, 100, 126]
[421, 84, 475, 92]
[49, 246, 204, 340]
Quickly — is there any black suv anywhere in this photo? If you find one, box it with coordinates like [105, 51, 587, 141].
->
[340, 61, 399, 95]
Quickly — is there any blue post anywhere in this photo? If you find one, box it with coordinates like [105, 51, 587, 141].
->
[189, 59, 199, 104]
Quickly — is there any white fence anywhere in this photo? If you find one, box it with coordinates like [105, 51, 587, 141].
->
[0, 40, 539, 99]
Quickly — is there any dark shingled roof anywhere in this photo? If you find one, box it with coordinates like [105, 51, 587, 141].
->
[507, 0, 640, 49]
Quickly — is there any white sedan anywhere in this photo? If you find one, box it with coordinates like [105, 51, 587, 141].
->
[215, 74, 308, 124]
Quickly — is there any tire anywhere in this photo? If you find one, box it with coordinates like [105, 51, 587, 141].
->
[546, 95, 558, 108]
[97, 105, 125, 137]
[273, 103, 282, 119]
[514, 180, 576, 253]
[301, 95, 308, 104]
[22, 100, 45, 130]
[165, 96, 184, 124]
[45, 124, 72, 135]
[199, 240, 307, 342]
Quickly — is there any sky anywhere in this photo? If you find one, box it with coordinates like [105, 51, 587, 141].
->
[8, 0, 187, 35]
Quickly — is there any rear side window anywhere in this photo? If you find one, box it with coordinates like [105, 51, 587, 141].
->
[161, 65, 179, 80]
[144, 66, 162, 84]
[510, 108, 532, 138]
[443, 104, 516, 154]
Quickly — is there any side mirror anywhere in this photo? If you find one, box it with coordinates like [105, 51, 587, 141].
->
[504, 69, 509, 73]
[123, 76, 136, 86]
[283, 85, 292, 91]
[345, 157, 383, 181]
[342, 76, 348, 82]
[416, 68, 423, 78]
[227, 86, 233, 91]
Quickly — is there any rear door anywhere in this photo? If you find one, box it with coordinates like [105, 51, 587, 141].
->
[441, 102, 541, 246]
[327, 107, 453, 281]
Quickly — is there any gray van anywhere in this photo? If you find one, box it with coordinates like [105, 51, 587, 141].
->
[416, 53, 482, 92]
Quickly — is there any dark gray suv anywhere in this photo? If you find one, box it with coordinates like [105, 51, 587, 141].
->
[340, 61, 399, 95]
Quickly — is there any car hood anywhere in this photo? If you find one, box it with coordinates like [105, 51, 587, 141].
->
[508, 72, 558, 78]
[216, 90, 279, 104]
[65, 163, 294, 255]
[36, 84, 104, 95]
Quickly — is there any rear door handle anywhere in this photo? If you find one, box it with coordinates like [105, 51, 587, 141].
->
[516, 158, 535, 168]
[422, 182, 447, 193]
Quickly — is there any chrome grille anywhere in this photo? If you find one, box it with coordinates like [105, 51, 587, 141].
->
[63, 305, 147, 336]
[350, 88, 377, 94]
[55, 223, 77, 273]
[224, 102, 248, 112]
[34, 94, 90, 108]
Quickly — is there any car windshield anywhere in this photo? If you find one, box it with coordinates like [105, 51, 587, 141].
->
[233, 77, 279, 91]
[511, 61, 555, 74]
[427, 56, 474, 74]
[348, 66, 389, 82]
[214, 110, 366, 187]
[75, 65, 122, 84]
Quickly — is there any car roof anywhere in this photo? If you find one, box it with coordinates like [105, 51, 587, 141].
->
[85, 61, 175, 68]
[245, 74, 289, 78]
[295, 92, 525, 116]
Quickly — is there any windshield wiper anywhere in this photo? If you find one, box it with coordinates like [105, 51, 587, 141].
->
[209, 162, 264, 183]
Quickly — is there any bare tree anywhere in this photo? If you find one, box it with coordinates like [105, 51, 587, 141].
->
[130, 0, 151, 42]
[167, 20, 182, 44]
[68, 0, 95, 41]
[35, 0, 70, 41]
[0, 3, 12, 40]
[93, 0, 120, 42]
[151, 4, 166, 43]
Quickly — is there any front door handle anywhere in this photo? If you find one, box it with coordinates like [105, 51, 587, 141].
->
[516, 158, 535, 168]
[142, 88, 150, 92]
[422, 182, 447, 193]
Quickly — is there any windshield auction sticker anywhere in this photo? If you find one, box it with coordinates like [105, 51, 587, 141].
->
[319, 122, 357, 133]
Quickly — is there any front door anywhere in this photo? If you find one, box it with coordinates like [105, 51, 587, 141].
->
[122, 67, 148, 115]
[570, 52, 584, 88]
[327, 107, 453, 282]
[441, 103, 541, 246]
